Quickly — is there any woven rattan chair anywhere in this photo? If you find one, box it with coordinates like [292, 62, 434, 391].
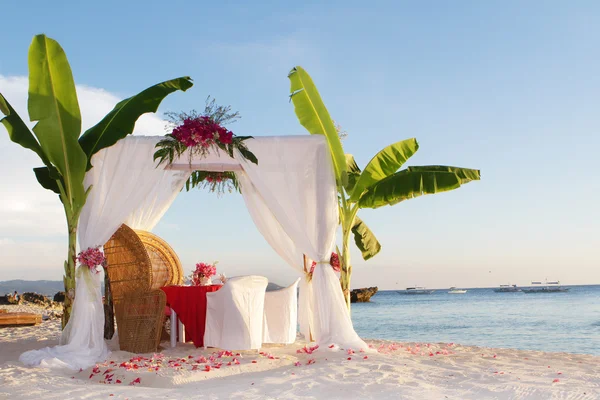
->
[104, 224, 182, 353]
[135, 230, 184, 288]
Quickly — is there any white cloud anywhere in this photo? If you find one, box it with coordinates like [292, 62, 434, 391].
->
[0, 75, 167, 274]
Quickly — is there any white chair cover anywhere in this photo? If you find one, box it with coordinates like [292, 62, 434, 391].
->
[204, 275, 268, 350]
[263, 278, 300, 344]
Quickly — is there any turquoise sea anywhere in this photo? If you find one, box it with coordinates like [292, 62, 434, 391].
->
[351, 285, 600, 355]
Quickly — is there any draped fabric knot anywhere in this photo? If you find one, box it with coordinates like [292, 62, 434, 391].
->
[306, 254, 341, 282]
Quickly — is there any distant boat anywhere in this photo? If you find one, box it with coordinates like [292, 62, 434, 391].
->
[448, 287, 467, 294]
[398, 287, 435, 295]
[494, 284, 522, 293]
[522, 280, 570, 293]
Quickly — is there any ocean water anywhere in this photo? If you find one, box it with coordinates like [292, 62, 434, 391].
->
[351, 285, 600, 355]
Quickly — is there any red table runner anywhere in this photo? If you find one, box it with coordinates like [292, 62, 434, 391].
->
[161, 285, 221, 347]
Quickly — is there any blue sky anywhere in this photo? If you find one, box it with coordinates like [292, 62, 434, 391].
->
[0, 1, 598, 289]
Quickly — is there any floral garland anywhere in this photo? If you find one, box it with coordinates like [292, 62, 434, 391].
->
[185, 171, 240, 195]
[307, 252, 341, 281]
[153, 97, 258, 194]
[76, 247, 106, 274]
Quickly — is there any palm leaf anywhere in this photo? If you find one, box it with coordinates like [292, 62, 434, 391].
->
[358, 166, 481, 209]
[1, 93, 51, 167]
[345, 154, 361, 194]
[79, 76, 194, 168]
[350, 138, 419, 202]
[288, 66, 347, 185]
[406, 165, 482, 184]
[33, 167, 61, 194]
[28, 34, 87, 207]
[351, 216, 381, 260]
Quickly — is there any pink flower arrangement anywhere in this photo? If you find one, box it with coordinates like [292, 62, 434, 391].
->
[172, 117, 233, 148]
[76, 247, 106, 274]
[191, 262, 218, 286]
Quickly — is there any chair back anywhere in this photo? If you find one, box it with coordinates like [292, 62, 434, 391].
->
[205, 275, 268, 350]
[135, 229, 184, 288]
[263, 277, 300, 344]
[104, 224, 152, 303]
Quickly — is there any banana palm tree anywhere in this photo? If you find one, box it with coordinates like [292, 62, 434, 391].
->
[0, 34, 193, 327]
[288, 66, 480, 307]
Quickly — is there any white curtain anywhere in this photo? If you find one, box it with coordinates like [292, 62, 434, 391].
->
[235, 136, 367, 350]
[20, 136, 189, 370]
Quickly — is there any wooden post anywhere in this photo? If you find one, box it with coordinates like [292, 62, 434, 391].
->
[302, 254, 314, 342]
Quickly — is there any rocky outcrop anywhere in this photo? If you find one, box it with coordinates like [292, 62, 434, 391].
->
[53, 291, 66, 302]
[350, 287, 378, 303]
[0, 295, 19, 305]
[21, 292, 61, 308]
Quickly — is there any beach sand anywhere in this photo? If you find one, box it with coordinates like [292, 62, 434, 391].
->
[0, 304, 598, 400]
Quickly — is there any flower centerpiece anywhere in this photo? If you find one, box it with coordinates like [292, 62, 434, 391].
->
[76, 247, 106, 274]
[191, 262, 218, 286]
[153, 97, 258, 195]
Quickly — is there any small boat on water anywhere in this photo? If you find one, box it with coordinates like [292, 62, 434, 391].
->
[522, 280, 570, 293]
[494, 284, 521, 293]
[398, 287, 435, 295]
[448, 287, 467, 294]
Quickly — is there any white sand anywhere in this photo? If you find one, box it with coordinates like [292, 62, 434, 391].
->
[1, 304, 599, 400]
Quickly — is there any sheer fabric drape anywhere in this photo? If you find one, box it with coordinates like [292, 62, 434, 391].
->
[20, 137, 189, 370]
[235, 136, 367, 350]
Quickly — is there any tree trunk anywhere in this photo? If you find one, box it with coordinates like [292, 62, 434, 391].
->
[103, 274, 115, 340]
[61, 225, 77, 329]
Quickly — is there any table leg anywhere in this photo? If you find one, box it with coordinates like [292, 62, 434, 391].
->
[179, 319, 186, 343]
[170, 308, 177, 348]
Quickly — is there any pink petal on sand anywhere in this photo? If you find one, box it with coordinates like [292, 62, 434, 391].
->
[553, 379, 560, 383]
[204, 365, 211, 372]
[252, 360, 257, 364]
[294, 362, 301, 367]
[363, 356, 368, 360]
[129, 378, 141, 386]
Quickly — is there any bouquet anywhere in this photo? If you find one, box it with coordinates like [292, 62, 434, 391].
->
[191, 262, 218, 286]
[76, 247, 106, 274]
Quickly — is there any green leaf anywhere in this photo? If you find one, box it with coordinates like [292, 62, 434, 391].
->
[358, 166, 481, 209]
[28, 34, 87, 208]
[406, 165, 482, 184]
[350, 138, 419, 202]
[0, 92, 59, 172]
[351, 216, 381, 260]
[34, 166, 61, 194]
[288, 66, 347, 185]
[79, 76, 194, 168]
[345, 154, 361, 194]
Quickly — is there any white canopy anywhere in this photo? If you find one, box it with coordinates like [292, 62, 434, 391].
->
[20, 135, 367, 370]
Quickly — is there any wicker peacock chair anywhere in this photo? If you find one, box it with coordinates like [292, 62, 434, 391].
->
[104, 224, 182, 353]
